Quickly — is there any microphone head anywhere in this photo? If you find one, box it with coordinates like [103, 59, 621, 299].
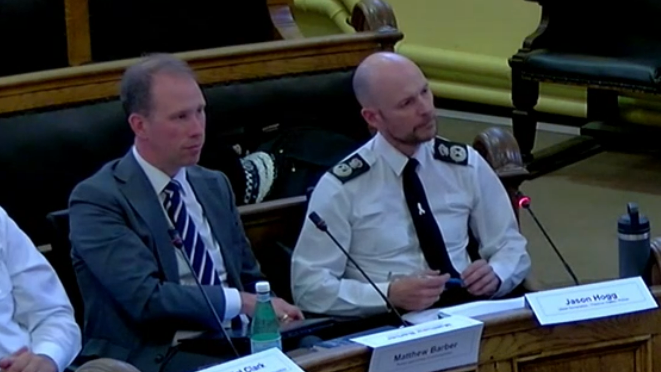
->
[518, 195, 531, 209]
[308, 212, 328, 232]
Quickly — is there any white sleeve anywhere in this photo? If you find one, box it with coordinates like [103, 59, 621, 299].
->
[222, 288, 241, 320]
[468, 153, 531, 297]
[291, 175, 390, 317]
[3, 209, 81, 372]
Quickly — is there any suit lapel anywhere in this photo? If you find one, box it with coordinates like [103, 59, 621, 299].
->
[114, 153, 180, 282]
[187, 169, 242, 289]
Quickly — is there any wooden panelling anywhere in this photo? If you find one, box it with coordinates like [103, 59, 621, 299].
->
[289, 287, 661, 372]
[0, 30, 402, 115]
[514, 337, 650, 372]
[239, 195, 306, 253]
[63, 0, 92, 66]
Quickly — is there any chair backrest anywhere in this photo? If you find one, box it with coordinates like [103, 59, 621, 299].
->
[533, 0, 661, 53]
[45, 209, 84, 329]
[472, 127, 528, 224]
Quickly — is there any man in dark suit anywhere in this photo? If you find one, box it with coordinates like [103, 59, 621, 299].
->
[68, 53, 303, 372]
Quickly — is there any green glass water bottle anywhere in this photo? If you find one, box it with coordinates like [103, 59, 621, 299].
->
[250, 281, 282, 354]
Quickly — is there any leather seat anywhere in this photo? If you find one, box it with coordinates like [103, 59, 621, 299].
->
[508, 0, 661, 163]
[521, 50, 661, 90]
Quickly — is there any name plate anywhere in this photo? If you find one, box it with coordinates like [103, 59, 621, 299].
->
[525, 277, 658, 326]
[197, 348, 304, 372]
[350, 315, 483, 372]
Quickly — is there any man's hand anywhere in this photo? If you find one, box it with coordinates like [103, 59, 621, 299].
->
[461, 259, 500, 297]
[0, 347, 57, 372]
[240, 292, 257, 316]
[271, 298, 304, 324]
[240, 293, 304, 323]
[388, 271, 450, 311]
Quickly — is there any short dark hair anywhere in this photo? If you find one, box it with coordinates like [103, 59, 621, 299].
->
[119, 53, 197, 117]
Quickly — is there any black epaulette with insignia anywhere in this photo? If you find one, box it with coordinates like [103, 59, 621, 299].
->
[433, 137, 469, 166]
[328, 154, 370, 183]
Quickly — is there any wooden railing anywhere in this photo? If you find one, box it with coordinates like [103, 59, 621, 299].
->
[0, 29, 402, 116]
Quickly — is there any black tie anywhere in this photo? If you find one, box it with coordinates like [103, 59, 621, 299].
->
[402, 158, 460, 278]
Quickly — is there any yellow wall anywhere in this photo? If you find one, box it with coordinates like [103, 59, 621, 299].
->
[387, 0, 540, 59]
[387, 0, 589, 119]
[292, 0, 661, 125]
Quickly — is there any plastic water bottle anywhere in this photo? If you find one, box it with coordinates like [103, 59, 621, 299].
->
[618, 203, 651, 279]
[250, 281, 282, 354]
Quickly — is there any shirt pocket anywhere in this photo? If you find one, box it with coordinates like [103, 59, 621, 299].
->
[352, 203, 411, 256]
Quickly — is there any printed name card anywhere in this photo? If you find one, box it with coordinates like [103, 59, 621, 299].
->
[525, 277, 658, 326]
[196, 348, 304, 372]
[350, 315, 484, 372]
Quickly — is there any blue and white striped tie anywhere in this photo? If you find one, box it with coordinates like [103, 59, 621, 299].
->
[163, 180, 220, 286]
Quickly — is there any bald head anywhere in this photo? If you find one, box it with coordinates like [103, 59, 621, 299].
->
[352, 52, 422, 108]
[352, 52, 436, 155]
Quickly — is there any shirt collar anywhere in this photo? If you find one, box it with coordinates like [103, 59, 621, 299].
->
[132, 146, 187, 195]
[373, 133, 432, 177]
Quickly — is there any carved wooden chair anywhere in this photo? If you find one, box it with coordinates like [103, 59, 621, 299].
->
[648, 238, 661, 286]
[351, 0, 398, 32]
[473, 127, 542, 292]
[509, 0, 661, 176]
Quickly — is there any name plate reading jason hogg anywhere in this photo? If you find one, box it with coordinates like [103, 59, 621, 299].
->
[350, 316, 483, 372]
[197, 348, 304, 372]
[525, 277, 658, 326]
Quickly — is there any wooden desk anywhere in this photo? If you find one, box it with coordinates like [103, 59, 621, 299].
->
[292, 287, 661, 372]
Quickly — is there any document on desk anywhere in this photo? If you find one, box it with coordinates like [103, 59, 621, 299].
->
[525, 277, 658, 326]
[350, 315, 483, 372]
[402, 297, 526, 324]
[196, 348, 304, 372]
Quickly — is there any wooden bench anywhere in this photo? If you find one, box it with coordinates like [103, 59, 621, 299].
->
[0, 0, 398, 115]
[0, 0, 394, 77]
[1, 0, 299, 77]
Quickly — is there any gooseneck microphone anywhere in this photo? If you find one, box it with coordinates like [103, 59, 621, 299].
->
[169, 229, 240, 357]
[308, 212, 410, 327]
[516, 193, 580, 286]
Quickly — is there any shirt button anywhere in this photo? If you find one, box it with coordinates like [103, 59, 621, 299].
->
[154, 354, 164, 363]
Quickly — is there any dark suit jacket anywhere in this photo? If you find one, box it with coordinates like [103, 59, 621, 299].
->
[68, 151, 265, 372]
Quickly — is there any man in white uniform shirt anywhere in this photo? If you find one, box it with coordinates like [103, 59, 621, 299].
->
[291, 52, 531, 318]
[0, 207, 81, 372]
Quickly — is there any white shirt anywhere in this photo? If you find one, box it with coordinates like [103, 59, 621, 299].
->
[291, 133, 531, 317]
[132, 147, 241, 321]
[0, 207, 81, 372]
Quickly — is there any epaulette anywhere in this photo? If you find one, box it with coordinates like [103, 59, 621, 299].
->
[433, 137, 469, 166]
[328, 153, 370, 184]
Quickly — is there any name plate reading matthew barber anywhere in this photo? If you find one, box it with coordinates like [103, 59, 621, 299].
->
[525, 277, 658, 326]
[196, 348, 304, 372]
[350, 315, 483, 372]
